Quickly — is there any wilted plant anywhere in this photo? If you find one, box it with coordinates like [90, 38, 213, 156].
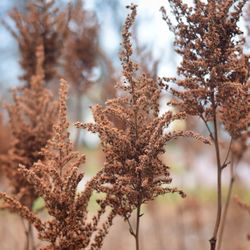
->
[2, 45, 58, 209]
[0, 79, 115, 250]
[76, 4, 209, 250]
[62, 0, 99, 147]
[161, 0, 249, 249]
[3, 0, 70, 85]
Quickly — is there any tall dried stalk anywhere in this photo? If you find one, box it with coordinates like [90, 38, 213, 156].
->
[1, 45, 58, 209]
[77, 4, 209, 250]
[0, 79, 115, 250]
[161, 0, 249, 249]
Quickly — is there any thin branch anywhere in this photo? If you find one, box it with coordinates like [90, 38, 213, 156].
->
[209, 101, 223, 250]
[200, 114, 214, 141]
[125, 217, 136, 237]
[221, 138, 233, 170]
[217, 155, 236, 250]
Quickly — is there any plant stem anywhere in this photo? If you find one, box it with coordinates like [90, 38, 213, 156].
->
[135, 201, 141, 250]
[217, 156, 235, 250]
[209, 105, 222, 250]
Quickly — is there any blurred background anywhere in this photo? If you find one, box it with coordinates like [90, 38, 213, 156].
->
[0, 0, 250, 250]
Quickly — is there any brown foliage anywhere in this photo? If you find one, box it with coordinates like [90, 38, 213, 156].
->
[63, 0, 99, 94]
[161, 1, 250, 249]
[2, 46, 58, 208]
[3, 0, 70, 85]
[161, 0, 249, 138]
[0, 80, 114, 250]
[76, 4, 208, 220]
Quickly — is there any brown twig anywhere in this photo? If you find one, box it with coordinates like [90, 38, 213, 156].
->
[209, 102, 222, 250]
[217, 155, 236, 250]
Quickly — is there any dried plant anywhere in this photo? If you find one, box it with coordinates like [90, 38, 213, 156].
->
[2, 46, 58, 209]
[76, 4, 209, 250]
[161, 0, 249, 249]
[63, 0, 98, 91]
[3, 0, 70, 85]
[0, 79, 115, 250]
[62, 0, 99, 147]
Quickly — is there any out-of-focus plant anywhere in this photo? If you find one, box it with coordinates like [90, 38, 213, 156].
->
[161, 0, 250, 249]
[62, 0, 99, 147]
[1, 46, 58, 210]
[76, 4, 209, 250]
[0, 80, 115, 250]
[3, 0, 70, 85]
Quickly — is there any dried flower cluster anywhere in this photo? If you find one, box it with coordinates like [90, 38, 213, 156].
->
[62, 0, 100, 146]
[76, 4, 208, 221]
[3, 0, 69, 84]
[63, 0, 99, 93]
[161, 0, 249, 137]
[0, 80, 114, 250]
[2, 46, 58, 208]
[161, 1, 250, 249]
[0, 1, 249, 250]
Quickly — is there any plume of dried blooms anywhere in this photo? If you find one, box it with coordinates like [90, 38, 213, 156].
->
[62, 0, 99, 147]
[63, 0, 98, 93]
[3, 0, 70, 85]
[3, 46, 58, 209]
[161, 0, 249, 137]
[0, 79, 114, 250]
[76, 4, 208, 220]
[161, 1, 249, 249]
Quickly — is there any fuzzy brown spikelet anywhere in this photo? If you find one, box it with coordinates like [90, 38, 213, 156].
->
[1, 80, 114, 250]
[161, 1, 249, 249]
[3, 0, 69, 84]
[63, 0, 98, 93]
[161, 0, 249, 137]
[3, 46, 58, 208]
[76, 4, 207, 220]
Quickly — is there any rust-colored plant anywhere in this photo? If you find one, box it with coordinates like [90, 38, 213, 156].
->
[62, 0, 99, 147]
[2, 46, 58, 209]
[3, 0, 70, 85]
[76, 4, 209, 250]
[0, 79, 115, 250]
[161, 0, 250, 249]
